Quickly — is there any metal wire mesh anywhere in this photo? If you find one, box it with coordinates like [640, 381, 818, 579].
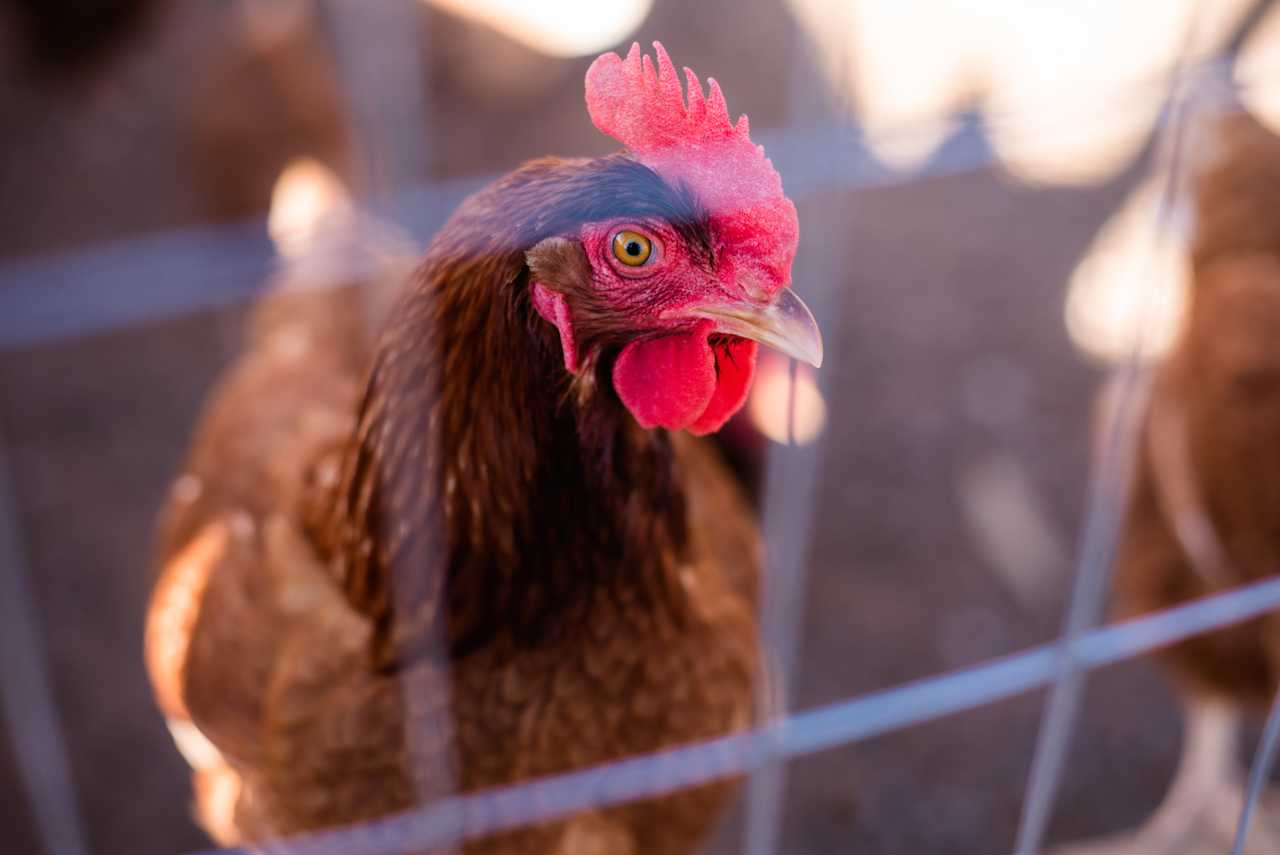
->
[4, 1, 1280, 853]
[152, 577, 1280, 855]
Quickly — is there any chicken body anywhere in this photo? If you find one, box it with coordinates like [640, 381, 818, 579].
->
[1061, 114, 1280, 854]
[148, 276, 759, 852]
[145, 114, 787, 855]
[145, 42, 818, 852]
[1115, 112, 1280, 708]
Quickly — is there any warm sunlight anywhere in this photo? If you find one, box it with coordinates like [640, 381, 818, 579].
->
[267, 158, 352, 258]
[1064, 177, 1189, 362]
[429, 0, 652, 58]
[786, 0, 1255, 183]
[1238, 3, 1280, 135]
[786, 0, 975, 170]
[749, 354, 828, 445]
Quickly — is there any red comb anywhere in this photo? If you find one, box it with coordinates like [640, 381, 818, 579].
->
[586, 42, 797, 287]
[587, 42, 750, 157]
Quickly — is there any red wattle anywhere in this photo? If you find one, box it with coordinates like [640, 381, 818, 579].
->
[689, 338, 757, 435]
[612, 323, 758, 434]
[613, 328, 716, 431]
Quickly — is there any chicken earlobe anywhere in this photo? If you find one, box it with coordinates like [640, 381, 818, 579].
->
[526, 235, 594, 375]
[530, 283, 578, 372]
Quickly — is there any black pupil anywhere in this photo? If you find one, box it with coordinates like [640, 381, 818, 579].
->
[625, 240, 643, 257]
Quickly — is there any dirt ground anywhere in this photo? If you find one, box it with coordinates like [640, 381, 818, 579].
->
[0, 1, 1225, 853]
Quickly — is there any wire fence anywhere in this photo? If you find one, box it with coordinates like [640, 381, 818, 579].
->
[5, 53, 1271, 352]
[3, 1, 1280, 853]
[162, 576, 1280, 855]
[1011, 6, 1209, 849]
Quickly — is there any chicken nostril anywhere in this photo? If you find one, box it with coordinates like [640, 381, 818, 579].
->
[734, 273, 770, 304]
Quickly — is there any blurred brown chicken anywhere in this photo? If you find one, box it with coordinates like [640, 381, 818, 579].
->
[1063, 112, 1280, 854]
[145, 42, 823, 853]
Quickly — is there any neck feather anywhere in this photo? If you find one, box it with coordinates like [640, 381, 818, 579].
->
[310, 158, 692, 665]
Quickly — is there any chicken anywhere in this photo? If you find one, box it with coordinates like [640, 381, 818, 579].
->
[145, 41, 822, 854]
[1058, 113, 1280, 854]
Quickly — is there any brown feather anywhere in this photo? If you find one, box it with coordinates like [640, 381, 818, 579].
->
[306, 155, 720, 667]
[1113, 112, 1280, 705]
[147, 154, 761, 852]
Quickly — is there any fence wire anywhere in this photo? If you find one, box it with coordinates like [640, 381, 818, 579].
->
[4, 6, 1280, 855]
[0, 434, 90, 855]
[1012, 5, 1209, 850]
[1, 54, 1273, 352]
[169, 576, 1280, 855]
[1235, 686, 1280, 855]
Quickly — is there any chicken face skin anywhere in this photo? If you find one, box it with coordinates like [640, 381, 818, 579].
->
[524, 42, 821, 436]
[528, 197, 820, 434]
[530, 209, 764, 436]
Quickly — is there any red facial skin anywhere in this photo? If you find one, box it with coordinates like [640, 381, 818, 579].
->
[535, 41, 799, 436]
[584, 41, 799, 303]
[579, 220, 729, 322]
[570, 219, 759, 434]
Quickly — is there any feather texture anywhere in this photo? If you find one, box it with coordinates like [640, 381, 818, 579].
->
[146, 156, 763, 853]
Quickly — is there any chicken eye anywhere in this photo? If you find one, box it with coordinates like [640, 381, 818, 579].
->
[611, 230, 653, 267]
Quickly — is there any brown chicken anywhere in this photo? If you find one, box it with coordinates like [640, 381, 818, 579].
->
[1061, 112, 1280, 854]
[145, 42, 822, 854]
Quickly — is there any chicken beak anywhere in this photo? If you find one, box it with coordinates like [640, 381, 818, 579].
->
[690, 287, 824, 368]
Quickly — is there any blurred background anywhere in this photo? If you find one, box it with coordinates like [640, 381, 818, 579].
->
[1, 1, 1279, 853]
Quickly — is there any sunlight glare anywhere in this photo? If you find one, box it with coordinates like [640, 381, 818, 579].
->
[787, 0, 1255, 184]
[787, 0, 976, 170]
[749, 355, 827, 446]
[268, 158, 352, 259]
[429, 0, 652, 58]
[1065, 178, 1189, 363]
[1237, 3, 1280, 135]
